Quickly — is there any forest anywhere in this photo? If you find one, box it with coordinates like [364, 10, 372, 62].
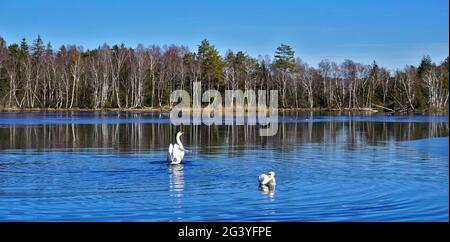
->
[0, 35, 448, 112]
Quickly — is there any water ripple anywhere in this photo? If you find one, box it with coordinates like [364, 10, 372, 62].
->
[0, 115, 448, 221]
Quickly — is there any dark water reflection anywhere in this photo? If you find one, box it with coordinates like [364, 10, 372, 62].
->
[1, 114, 448, 151]
[0, 113, 448, 221]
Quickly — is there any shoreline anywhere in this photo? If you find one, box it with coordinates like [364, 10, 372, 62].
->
[0, 107, 447, 114]
[0, 107, 170, 113]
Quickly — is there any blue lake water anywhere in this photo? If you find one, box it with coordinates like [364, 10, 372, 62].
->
[0, 112, 448, 221]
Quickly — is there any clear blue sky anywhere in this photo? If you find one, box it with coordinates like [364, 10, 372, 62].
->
[1, 0, 448, 69]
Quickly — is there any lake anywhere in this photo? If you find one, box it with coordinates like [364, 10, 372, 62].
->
[0, 112, 448, 221]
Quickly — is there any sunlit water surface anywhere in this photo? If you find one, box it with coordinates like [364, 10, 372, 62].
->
[0, 112, 448, 221]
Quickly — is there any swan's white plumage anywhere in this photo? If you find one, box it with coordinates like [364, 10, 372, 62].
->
[168, 143, 173, 155]
[259, 172, 276, 186]
[258, 174, 270, 185]
[168, 132, 185, 164]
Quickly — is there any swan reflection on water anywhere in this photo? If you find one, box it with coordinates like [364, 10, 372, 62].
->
[169, 164, 184, 198]
[259, 184, 276, 199]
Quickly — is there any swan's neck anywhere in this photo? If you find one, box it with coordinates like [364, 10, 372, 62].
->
[176, 134, 184, 149]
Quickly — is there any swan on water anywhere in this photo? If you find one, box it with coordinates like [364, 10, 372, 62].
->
[168, 131, 186, 165]
[259, 171, 276, 186]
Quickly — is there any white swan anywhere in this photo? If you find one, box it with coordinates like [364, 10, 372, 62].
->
[259, 171, 276, 186]
[168, 131, 186, 165]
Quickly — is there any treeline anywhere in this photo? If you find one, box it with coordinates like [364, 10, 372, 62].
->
[0, 35, 448, 112]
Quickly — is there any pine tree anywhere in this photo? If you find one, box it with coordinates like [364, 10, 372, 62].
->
[273, 44, 296, 71]
[273, 44, 296, 107]
[45, 42, 53, 56]
[418, 55, 433, 77]
[19, 38, 29, 59]
[197, 39, 224, 90]
[31, 35, 45, 61]
[416, 55, 435, 109]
